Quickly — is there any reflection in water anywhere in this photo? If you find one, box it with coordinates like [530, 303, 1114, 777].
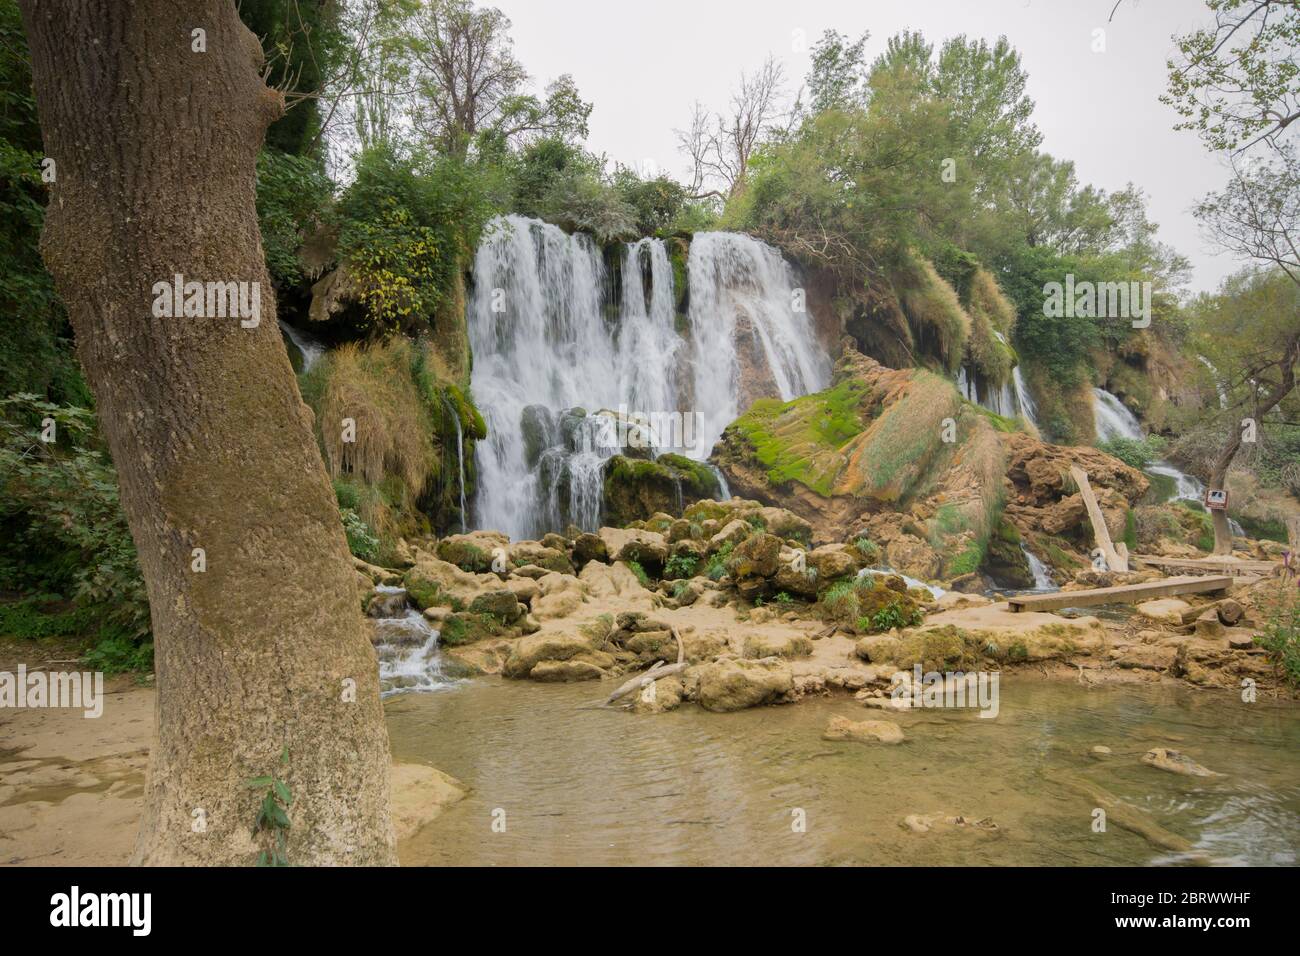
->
[386, 678, 1300, 866]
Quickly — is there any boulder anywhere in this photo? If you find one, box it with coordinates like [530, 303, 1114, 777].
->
[467, 589, 524, 624]
[822, 715, 905, 744]
[437, 532, 506, 572]
[854, 634, 902, 664]
[697, 658, 793, 712]
[742, 632, 812, 659]
[597, 526, 668, 567]
[726, 532, 783, 580]
[1136, 598, 1193, 626]
[503, 632, 611, 680]
[708, 519, 751, 553]
[572, 532, 608, 567]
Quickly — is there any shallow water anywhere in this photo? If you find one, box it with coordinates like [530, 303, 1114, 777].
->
[386, 677, 1300, 866]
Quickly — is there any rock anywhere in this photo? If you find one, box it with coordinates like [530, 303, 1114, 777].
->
[854, 634, 902, 664]
[1227, 632, 1255, 650]
[902, 813, 998, 834]
[529, 659, 606, 682]
[504, 633, 598, 679]
[708, 519, 751, 553]
[597, 526, 668, 567]
[510, 542, 574, 575]
[468, 589, 524, 624]
[1141, 748, 1222, 777]
[727, 532, 783, 580]
[390, 763, 467, 841]
[822, 715, 905, 744]
[697, 658, 793, 712]
[742, 632, 812, 659]
[366, 589, 408, 618]
[422, 605, 452, 624]
[1091, 746, 1112, 758]
[437, 532, 506, 572]
[505, 576, 540, 606]
[630, 675, 685, 714]
[1136, 598, 1193, 626]
[884, 535, 941, 580]
[572, 532, 608, 567]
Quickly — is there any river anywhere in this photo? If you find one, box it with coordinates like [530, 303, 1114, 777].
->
[386, 677, 1300, 866]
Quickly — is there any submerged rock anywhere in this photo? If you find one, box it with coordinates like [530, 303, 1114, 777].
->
[1141, 748, 1223, 777]
[822, 715, 904, 744]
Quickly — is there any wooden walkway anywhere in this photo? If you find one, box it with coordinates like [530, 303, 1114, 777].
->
[1131, 554, 1277, 577]
[1007, 575, 1233, 613]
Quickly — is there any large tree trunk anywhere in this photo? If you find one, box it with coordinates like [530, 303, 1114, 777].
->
[19, 0, 396, 865]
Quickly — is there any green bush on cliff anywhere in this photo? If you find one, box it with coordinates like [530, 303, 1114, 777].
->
[663, 553, 699, 580]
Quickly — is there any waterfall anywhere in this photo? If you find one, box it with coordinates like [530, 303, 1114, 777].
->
[1198, 355, 1229, 409]
[1093, 388, 1213, 508]
[467, 216, 830, 539]
[1012, 365, 1038, 429]
[450, 400, 467, 533]
[1092, 387, 1145, 442]
[685, 232, 833, 457]
[369, 588, 456, 697]
[1020, 544, 1056, 590]
[278, 319, 325, 373]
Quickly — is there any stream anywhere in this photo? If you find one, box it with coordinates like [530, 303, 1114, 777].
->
[385, 677, 1300, 866]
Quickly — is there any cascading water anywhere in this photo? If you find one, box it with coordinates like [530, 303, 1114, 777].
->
[1020, 544, 1056, 590]
[441, 394, 468, 533]
[684, 232, 833, 458]
[1012, 365, 1039, 429]
[369, 586, 456, 697]
[1092, 388, 1241, 533]
[278, 319, 325, 373]
[958, 332, 1038, 428]
[467, 216, 830, 539]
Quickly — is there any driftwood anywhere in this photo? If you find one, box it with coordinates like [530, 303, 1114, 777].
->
[588, 626, 687, 709]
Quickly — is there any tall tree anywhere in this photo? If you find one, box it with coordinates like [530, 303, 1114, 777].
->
[18, 0, 396, 864]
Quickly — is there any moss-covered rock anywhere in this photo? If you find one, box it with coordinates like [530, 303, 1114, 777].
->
[601, 454, 721, 526]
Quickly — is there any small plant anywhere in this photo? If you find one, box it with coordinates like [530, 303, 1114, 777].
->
[671, 580, 692, 601]
[773, 591, 795, 607]
[852, 536, 880, 565]
[247, 747, 293, 867]
[1255, 579, 1300, 686]
[706, 541, 735, 581]
[627, 560, 652, 588]
[341, 507, 380, 562]
[663, 553, 699, 580]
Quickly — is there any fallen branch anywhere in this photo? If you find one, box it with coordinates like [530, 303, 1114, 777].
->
[589, 626, 686, 709]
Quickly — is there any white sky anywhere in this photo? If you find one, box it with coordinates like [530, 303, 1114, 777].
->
[491, 0, 1241, 294]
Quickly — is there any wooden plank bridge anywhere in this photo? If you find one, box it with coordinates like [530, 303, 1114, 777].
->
[1007, 575, 1234, 613]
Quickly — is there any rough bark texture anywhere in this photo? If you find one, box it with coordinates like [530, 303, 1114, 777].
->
[19, 0, 396, 864]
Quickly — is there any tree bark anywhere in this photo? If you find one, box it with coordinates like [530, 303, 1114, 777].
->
[19, 0, 396, 864]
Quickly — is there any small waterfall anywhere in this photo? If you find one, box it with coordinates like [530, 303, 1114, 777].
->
[1093, 388, 1212, 508]
[443, 395, 468, 533]
[278, 319, 325, 373]
[707, 463, 732, 500]
[1198, 355, 1229, 410]
[1092, 387, 1145, 442]
[1020, 544, 1056, 590]
[1012, 365, 1038, 429]
[369, 587, 456, 697]
[468, 216, 830, 538]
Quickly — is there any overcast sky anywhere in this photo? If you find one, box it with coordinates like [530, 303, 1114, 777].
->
[490, 0, 1240, 294]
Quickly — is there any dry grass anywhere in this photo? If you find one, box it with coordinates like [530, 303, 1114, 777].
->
[895, 256, 971, 374]
[315, 338, 436, 521]
[968, 268, 1017, 335]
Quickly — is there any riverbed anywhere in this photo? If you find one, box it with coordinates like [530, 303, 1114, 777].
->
[387, 677, 1300, 866]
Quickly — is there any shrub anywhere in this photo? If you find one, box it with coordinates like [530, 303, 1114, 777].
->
[663, 553, 698, 580]
[626, 560, 652, 588]
[1255, 580, 1300, 686]
[0, 395, 151, 667]
[1100, 434, 1167, 470]
[340, 508, 380, 563]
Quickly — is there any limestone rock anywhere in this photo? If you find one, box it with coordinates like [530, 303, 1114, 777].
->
[697, 658, 793, 712]
[822, 715, 905, 744]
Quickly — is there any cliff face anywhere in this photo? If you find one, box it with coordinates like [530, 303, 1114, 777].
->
[713, 343, 1148, 583]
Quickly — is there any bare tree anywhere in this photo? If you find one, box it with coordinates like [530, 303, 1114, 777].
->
[675, 55, 789, 200]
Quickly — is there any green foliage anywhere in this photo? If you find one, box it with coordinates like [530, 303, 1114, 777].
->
[626, 560, 652, 588]
[663, 553, 698, 580]
[0, 396, 150, 658]
[340, 507, 380, 562]
[0, 3, 85, 403]
[706, 541, 735, 581]
[1100, 434, 1167, 470]
[335, 143, 496, 334]
[853, 537, 880, 565]
[1255, 579, 1300, 686]
[256, 149, 333, 287]
[246, 747, 294, 867]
